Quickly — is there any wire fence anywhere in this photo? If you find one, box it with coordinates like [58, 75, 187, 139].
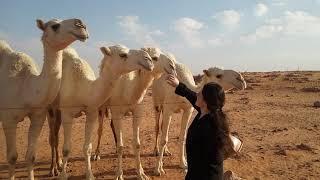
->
[0, 101, 190, 110]
[0, 112, 191, 163]
[0, 101, 204, 131]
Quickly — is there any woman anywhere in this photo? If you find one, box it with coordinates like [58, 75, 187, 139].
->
[166, 74, 230, 180]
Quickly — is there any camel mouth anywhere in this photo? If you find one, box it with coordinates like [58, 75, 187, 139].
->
[238, 79, 247, 90]
[138, 61, 153, 71]
[235, 76, 246, 90]
[229, 80, 246, 90]
[70, 32, 88, 42]
[242, 81, 247, 89]
[235, 80, 247, 90]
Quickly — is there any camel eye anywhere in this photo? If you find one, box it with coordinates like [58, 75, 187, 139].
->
[152, 57, 158, 61]
[51, 24, 60, 32]
[119, 53, 127, 58]
[216, 74, 222, 79]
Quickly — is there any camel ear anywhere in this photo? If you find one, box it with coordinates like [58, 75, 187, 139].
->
[141, 47, 148, 52]
[36, 19, 45, 31]
[203, 69, 210, 77]
[100, 47, 111, 56]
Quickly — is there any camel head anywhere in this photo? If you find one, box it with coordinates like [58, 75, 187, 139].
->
[202, 67, 247, 91]
[37, 18, 89, 50]
[141, 47, 176, 79]
[99, 45, 154, 75]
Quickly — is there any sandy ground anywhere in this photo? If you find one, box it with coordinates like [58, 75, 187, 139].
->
[0, 71, 320, 180]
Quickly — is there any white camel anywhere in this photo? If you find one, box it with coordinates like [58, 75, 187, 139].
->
[0, 18, 88, 180]
[152, 64, 247, 175]
[94, 47, 176, 180]
[47, 45, 154, 180]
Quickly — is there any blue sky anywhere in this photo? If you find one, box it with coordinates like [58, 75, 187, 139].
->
[1, 0, 320, 74]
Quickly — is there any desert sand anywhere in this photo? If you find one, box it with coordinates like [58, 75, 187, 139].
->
[0, 71, 319, 179]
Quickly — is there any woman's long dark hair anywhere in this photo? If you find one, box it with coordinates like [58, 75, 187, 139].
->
[202, 82, 230, 146]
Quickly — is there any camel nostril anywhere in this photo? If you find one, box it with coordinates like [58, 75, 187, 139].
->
[236, 77, 243, 82]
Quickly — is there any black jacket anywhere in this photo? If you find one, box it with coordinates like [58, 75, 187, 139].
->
[175, 83, 224, 180]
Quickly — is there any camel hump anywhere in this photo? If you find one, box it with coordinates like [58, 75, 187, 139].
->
[63, 47, 79, 59]
[0, 40, 39, 77]
[164, 52, 177, 63]
[0, 40, 13, 55]
[8, 52, 39, 77]
[62, 47, 96, 80]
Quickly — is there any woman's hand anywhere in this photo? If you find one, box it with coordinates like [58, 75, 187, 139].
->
[166, 74, 179, 87]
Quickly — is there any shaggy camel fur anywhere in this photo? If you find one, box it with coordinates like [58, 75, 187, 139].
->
[0, 18, 88, 180]
[94, 47, 176, 180]
[152, 64, 247, 175]
[47, 45, 154, 180]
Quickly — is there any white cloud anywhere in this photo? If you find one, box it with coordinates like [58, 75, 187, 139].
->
[150, 30, 164, 36]
[207, 35, 231, 47]
[271, 0, 288, 6]
[265, 18, 282, 24]
[213, 10, 241, 27]
[241, 25, 283, 43]
[173, 17, 204, 48]
[208, 38, 223, 47]
[241, 11, 320, 43]
[117, 15, 163, 46]
[283, 11, 320, 35]
[254, 3, 268, 17]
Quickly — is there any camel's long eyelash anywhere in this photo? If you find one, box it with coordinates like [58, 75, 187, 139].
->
[119, 53, 127, 58]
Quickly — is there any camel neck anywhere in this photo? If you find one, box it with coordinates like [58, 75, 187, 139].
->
[40, 44, 63, 78]
[131, 70, 155, 104]
[185, 79, 203, 93]
[90, 63, 120, 107]
[180, 73, 205, 93]
[31, 43, 63, 106]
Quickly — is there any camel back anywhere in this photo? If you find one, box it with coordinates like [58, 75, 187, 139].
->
[0, 40, 39, 77]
